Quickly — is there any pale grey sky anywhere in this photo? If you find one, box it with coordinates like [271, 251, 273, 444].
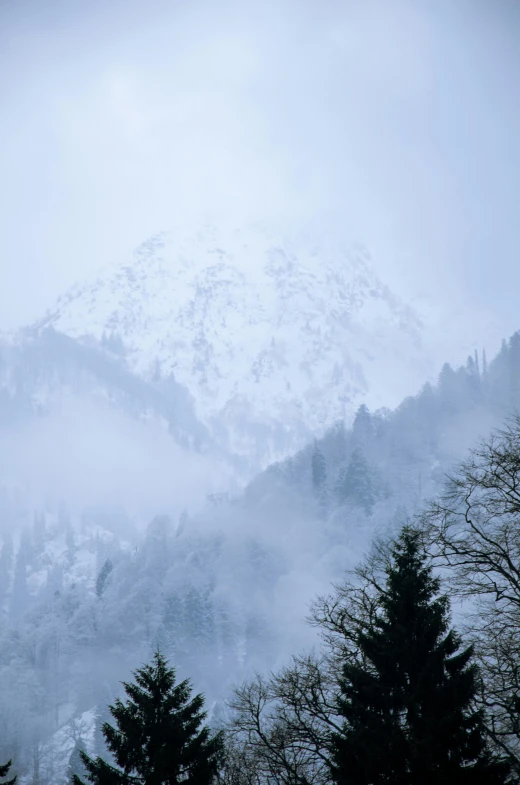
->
[1, 0, 519, 353]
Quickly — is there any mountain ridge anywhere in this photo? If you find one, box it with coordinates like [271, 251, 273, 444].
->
[36, 223, 436, 466]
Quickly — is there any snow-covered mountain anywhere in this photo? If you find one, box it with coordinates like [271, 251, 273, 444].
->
[37, 223, 435, 466]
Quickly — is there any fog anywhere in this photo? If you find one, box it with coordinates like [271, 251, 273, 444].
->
[1, 2, 520, 783]
[0, 396, 231, 518]
[1, 0, 519, 342]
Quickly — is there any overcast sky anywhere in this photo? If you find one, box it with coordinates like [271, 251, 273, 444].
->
[1, 0, 519, 356]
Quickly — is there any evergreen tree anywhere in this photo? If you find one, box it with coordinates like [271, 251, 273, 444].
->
[330, 528, 510, 785]
[95, 559, 113, 598]
[0, 760, 16, 785]
[352, 404, 372, 446]
[335, 447, 374, 515]
[74, 651, 223, 785]
[466, 354, 479, 383]
[437, 362, 460, 414]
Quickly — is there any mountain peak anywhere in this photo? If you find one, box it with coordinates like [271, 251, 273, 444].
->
[39, 223, 433, 466]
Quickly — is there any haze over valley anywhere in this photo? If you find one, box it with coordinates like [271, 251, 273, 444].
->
[1, 2, 520, 783]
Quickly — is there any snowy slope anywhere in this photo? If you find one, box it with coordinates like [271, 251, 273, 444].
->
[38, 223, 434, 465]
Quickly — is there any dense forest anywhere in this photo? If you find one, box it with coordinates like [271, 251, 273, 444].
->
[2, 331, 520, 783]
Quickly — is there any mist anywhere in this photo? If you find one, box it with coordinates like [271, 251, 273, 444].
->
[0, 2, 519, 783]
[0, 396, 230, 518]
[1, 0, 519, 341]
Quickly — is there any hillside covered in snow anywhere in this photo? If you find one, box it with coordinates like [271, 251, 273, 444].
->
[37, 224, 435, 466]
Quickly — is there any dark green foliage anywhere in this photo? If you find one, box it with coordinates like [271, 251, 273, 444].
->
[74, 651, 223, 785]
[335, 447, 374, 515]
[0, 760, 16, 785]
[95, 559, 114, 598]
[330, 529, 510, 785]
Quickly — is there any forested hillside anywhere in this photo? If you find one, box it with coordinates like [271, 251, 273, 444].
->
[1, 331, 520, 783]
[259, 334, 520, 522]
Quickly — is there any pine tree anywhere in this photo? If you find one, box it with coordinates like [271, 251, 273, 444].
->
[95, 559, 113, 598]
[465, 355, 481, 399]
[0, 760, 16, 785]
[74, 651, 223, 785]
[352, 404, 372, 446]
[330, 528, 511, 785]
[437, 362, 460, 414]
[335, 448, 374, 515]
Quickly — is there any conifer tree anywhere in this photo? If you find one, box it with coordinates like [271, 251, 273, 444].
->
[330, 529, 511, 785]
[95, 559, 113, 598]
[74, 651, 223, 785]
[335, 448, 374, 515]
[352, 404, 372, 446]
[0, 760, 16, 785]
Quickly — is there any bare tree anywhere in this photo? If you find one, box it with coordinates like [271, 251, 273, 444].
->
[225, 539, 395, 785]
[217, 734, 263, 785]
[421, 415, 520, 769]
[227, 659, 339, 785]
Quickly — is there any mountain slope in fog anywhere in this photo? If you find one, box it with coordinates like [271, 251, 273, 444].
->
[2, 329, 520, 785]
[0, 327, 206, 446]
[38, 224, 432, 466]
[0, 328, 232, 520]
